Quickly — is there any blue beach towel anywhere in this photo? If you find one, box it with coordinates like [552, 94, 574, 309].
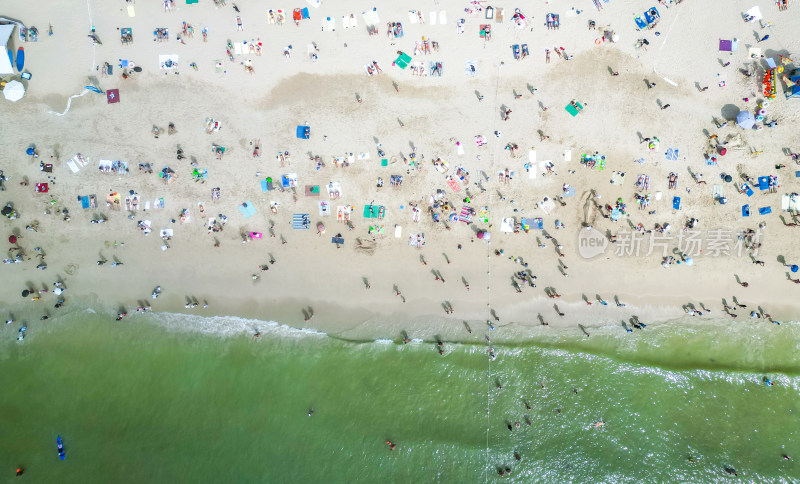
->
[564, 186, 576, 197]
[758, 207, 772, 215]
[292, 213, 311, 229]
[296, 125, 310, 139]
[742, 204, 750, 217]
[239, 201, 257, 218]
[665, 148, 679, 160]
[80, 196, 90, 209]
[673, 197, 680, 210]
[758, 176, 770, 190]
[260, 179, 272, 192]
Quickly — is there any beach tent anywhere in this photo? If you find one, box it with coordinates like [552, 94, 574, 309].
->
[736, 110, 755, 129]
[3, 80, 25, 102]
[0, 24, 14, 74]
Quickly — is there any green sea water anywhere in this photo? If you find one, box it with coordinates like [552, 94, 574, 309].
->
[1, 310, 799, 483]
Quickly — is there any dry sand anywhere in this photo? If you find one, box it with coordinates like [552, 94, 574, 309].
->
[1, 0, 800, 341]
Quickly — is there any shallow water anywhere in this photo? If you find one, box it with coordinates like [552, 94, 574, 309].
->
[1, 310, 798, 483]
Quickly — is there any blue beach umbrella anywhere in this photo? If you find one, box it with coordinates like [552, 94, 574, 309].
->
[791, 264, 798, 273]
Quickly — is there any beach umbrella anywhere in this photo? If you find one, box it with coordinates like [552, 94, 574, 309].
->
[791, 264, 798, 273]
[3, 80, 25, 102]
[736, 110, 755, 129]
[723, 174, 733, 183]
[316, 222, 326, 235]
[8, 235, 17, 243]
[26, 147, 34, 156]
[718, 147, 727, 156]
[21, 289, 29, 297]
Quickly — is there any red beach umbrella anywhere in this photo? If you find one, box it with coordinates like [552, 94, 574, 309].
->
[8, 235, 17, 243]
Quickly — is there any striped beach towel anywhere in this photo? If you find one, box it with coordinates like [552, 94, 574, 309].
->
[292, 213, 311, 229]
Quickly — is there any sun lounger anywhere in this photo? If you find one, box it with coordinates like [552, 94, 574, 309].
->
[239, 201, 257, 218]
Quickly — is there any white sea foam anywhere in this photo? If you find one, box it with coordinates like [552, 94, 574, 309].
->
[148, 311, 328, 339]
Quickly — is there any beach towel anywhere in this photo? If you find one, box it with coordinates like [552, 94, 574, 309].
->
[500, 217, 514, 233]
[394, 52, 412, 69]
[564, 186, 576, 197]
[260, 179, 273, 192]
[363, 205, 384, 219]
[522, 218, 543, 230]
[457, 143, 465, 156]
[446, 177, 461, 192]
[408, 10, 419, 24]
[758, 176, 770, 190]
[540, 198, 556, 215]
[564, 150, 572, 162]
[327, 181, 342, 199]
[781, 195, 800, 211]
[155, 197, 165, 208]
[465, 60, 477, 77]
[319, 201, 331, 216]
[322, 17, 335, 31]
[158, 54, 179, 69]
[565, 102, 583, 117]
[611, 208, 620, 221]
[306, 0, 321, 7]
[742, 205, 750, 217]
[80, 196, 90, 209]
[144, 200, 150, 211]
[127, 4, 135, 17]
[357, 153, 370, 160]
[458, 206, 472, 223]
[394, 225, 402, 238]
[239, 201, 257, 218]
[713, 185, 724, 199]
[67, 159, 80, 173]
[304, 185, 320, 197]
[281, 173, 298, 188]
[234, 43, 243, 55]
[759, 207, 771, 215]
[430, 11, 437, 25]
[296, 125, 310, 139]
[331, 236, 345, 244]
[673, 197, 681, 210]
[292, 213, 311, 229]
[527, 162, 537, 179]
[106, 89, 120, 104]
[362, 9, 380, 26]
[665, 148, 679, 160]
[302, 7, 310, 19]
[439, 10, 447, 24]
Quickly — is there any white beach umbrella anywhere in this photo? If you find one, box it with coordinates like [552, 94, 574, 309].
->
[3, 80, 25, 102]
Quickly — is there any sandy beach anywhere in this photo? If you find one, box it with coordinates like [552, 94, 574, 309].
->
[2, 0, 800, 341]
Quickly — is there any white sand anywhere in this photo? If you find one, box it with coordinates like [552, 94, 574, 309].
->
[1, 0, 800, 340]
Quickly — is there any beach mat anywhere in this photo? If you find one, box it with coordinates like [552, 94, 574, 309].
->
[80, 196, 90, 209]
[742, 204, 750, 217]
[292, 213, 311, 229]
[305, 185, 320, 197]
[758, 176, 770, 190]
[673, 197, 681, 210]
[238, 201, 257, 218]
